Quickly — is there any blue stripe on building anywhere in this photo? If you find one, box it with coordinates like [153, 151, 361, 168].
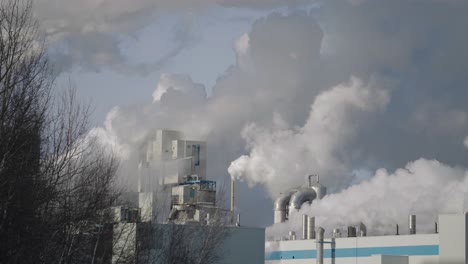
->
[265, 245, 439, 260]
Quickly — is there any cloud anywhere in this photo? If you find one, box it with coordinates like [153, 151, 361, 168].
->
[33, 0, 312, 74]
[91, 1, 468, 226]
[153, 73, 206, 102]
[228, 77, 390, 196]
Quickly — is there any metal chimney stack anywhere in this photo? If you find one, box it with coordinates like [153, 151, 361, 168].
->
[348, 226, 357, 237]
[316, 227, 324, 264]
[409, 215, 416, 235]
[307, 216, 315, 239]
[359, 222, 367, 237]
[289, 231, 296, 240]
[333, 228, 341, 238]
[302, 215, 308, 239]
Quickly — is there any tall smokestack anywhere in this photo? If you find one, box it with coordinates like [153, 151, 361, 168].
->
[409, 215, 416, 235]
[231, 179, 235, 225]
[307, 216, 315, 239]
[302, 215, 308, 239]
[347, 226, 356, 237]
[359, 223, 367, 237]
[316, 227, 324, 264]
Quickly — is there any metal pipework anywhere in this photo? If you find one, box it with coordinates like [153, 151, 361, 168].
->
[316, 227, 325, 264]
[333, 228, 341, 238]
[302, 215, 308, 239]
[348, 226, 357, 237]
[308, 174, 319, 187]
[359, 223, 367, 237]
[308, 174, 327, 199]
[307, 216, 315, 239]
[289, 188, 317, 212]
[236, 214, 240, 227]
[289, 231, 296, 240]
[409, 215, 416, 235]
[274, 192, 293, 224]
[230, 179, 235, 225]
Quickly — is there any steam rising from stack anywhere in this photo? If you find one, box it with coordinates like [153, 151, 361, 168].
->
[266, 159, 468, 237]
[82, 1, 468, 228]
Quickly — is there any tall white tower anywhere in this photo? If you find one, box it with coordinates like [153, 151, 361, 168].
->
[138, 130, 206, 192]
[137, 129, 208, 222]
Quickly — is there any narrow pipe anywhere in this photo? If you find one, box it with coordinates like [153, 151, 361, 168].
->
[316, 227, 324, 264]
[409, 215, 416, 235]
[289, 231, 296, 240]
[359, 223, 367, 237]
[230, 179, 234, 225]
[347, 226, 356, 237]
[307, 216, 315, 239]
[302, 215, 308, 240]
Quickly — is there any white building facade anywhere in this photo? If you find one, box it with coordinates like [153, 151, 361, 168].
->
[266, 214, 468, 264]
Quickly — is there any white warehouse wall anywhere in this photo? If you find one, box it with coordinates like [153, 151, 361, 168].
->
[439, 214, 468, 264]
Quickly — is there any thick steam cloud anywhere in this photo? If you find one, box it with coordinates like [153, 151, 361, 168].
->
[268, 158, 468, 238]
[86, 1, 468, 226]
[228, 77, 390, 196]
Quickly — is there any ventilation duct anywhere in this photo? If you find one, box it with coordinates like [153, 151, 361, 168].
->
[409, 215, 416, 235]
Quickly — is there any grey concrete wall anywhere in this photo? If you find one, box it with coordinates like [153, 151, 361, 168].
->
[223, 227, 265, 264]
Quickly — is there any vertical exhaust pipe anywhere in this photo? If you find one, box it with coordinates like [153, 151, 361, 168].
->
[302, 215, 308, 239]
[333, 228, 341, 238]
[347, 226, 357, 237]
[316, 227, 324, 264]
[359, 222, 367, 237]
[308, 174, 319, 187]
[231, 179, 235, 225]
[307, 216, 315, 239]
[409, 215, 416, 235]
[289, 231, 296, 240]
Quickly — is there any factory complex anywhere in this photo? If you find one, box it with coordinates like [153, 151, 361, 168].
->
[107, 129, 468, 264]
[266, 213, 468, 264]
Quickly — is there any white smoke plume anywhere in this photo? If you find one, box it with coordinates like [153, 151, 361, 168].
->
[228, 77, 390, 196]
[85, 1, 468, 227]
[152, 73, 206, 102]
[267, 158, 468, 238]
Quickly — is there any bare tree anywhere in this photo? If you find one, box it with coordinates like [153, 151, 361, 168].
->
[1, 2, 232, 264]
[0, 1, 121, 263]
[0, 0, 51, 262]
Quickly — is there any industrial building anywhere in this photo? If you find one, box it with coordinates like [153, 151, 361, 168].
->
[110, 129, 468, 264]
[137, 129, 211, 223]
[109, 129, 265, 264]
[266, 178, 468, 264]
[266, 214, 468, 264]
